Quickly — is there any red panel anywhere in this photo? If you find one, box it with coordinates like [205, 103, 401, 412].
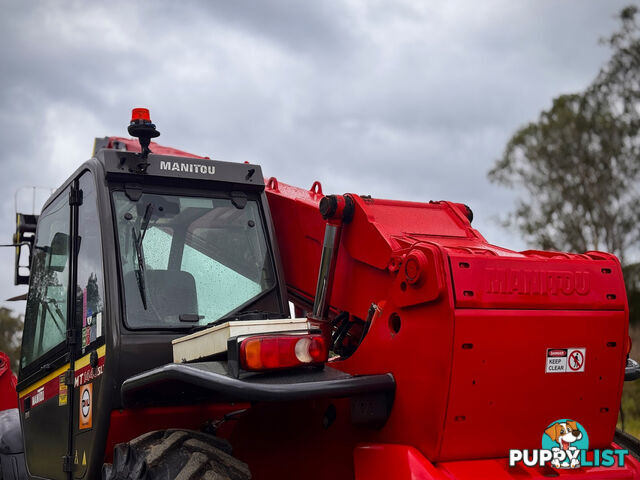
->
[440, 309, 627, 460]
[0, 352, 17, 411]
[439, 456, 640, 479]
[232, 399, 356, 480]
[450, 254, 626, 310]
[354, 444, 448, 480]
[355, 445, 640, 480]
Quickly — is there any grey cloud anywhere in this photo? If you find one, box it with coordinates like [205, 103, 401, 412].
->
[0, 0, 631, 311]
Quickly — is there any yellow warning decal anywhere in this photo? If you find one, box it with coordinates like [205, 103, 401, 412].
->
[58, 374, 68, 406]
[75, 344, 106, 369]
[18, 345, 106, 399]
[18, 364, 68, 399]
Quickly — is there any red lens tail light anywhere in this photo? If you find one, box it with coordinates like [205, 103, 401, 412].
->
[239, 335, 328, 371]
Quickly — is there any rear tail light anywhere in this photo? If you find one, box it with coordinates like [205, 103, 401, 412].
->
[239, 335, 328, 371]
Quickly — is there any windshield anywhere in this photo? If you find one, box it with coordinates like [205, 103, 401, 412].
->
[112, 191, 278, 329]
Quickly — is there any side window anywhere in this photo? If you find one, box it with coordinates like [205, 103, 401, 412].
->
[76, 173, 105, 353]
[21, 190, 70, 369]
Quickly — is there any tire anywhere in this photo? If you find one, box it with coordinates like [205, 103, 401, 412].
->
[102, 429, 251, 480]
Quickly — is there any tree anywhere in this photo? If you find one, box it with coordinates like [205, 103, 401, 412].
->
[488, 6, 640, 266]
[0, 307, 23, 373]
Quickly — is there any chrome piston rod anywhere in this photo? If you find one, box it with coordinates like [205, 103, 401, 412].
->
[312, 223, 342, 320]
[310, 194, 354, 322]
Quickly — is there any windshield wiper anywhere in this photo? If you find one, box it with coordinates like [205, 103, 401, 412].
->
[189, 310, 284, 332]
[139, 203, 154, 244]
[131, 226, 148, 309]
[130, 203, 154, 310]
[216, 310, 284, 324]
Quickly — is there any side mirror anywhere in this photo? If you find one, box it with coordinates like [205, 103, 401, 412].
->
[626, 357, 640, 381]
[14, 213, 38, 285]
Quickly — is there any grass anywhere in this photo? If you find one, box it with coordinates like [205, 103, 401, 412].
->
[617, 323, 640, 438]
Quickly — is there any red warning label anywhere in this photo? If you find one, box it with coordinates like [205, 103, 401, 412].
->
[545, 348, 586, 373]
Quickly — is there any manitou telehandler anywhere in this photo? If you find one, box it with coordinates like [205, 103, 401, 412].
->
[1, 108, 640, 480]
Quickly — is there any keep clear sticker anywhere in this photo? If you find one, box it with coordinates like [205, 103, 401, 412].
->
[546, 348, 586, 373]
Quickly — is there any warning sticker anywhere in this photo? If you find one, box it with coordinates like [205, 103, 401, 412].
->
[58, 374, 68, 406]
[79, 383, 92, 430]
[546, 348, 586, 373]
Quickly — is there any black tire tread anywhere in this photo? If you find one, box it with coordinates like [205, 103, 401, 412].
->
[102, 429, 250, 480]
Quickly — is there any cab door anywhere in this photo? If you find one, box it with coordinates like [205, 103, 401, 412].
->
[71, 171, 107, 479]
[18, 186, 72, 480]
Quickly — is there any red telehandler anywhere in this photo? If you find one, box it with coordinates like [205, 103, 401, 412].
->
[1, 108, 639, 479]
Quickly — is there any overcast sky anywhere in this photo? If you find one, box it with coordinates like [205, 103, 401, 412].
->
[0, 0, 631, 313]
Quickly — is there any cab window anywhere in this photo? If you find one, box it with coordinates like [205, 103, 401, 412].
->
[112, 191, 278, 328]
[21, 190, 70, 369]
[75, 172, 106, 353]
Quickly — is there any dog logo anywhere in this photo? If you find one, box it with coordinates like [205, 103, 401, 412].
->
[510, 419, 627, 469]
[542, 419, 589, 468]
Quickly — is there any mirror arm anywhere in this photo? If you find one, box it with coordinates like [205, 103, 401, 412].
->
[0, 242, 32, 248]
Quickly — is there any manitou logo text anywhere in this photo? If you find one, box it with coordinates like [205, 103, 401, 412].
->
[159, 161, 216, 176]
[485, 268, 590, 296]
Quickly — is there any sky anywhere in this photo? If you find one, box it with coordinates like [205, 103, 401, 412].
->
[0, 0, 631, 313]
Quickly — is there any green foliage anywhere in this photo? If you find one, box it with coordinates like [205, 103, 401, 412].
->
[619, 379, 640, 437]
[624, 263, 640, 323]
[489, 6, 640, 266]
[0, 307, 23, 373]
[618, 324, 640, 436]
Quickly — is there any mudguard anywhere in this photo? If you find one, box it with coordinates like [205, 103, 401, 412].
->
[0, 408, 27, 480]
[121, 362, 395, 409]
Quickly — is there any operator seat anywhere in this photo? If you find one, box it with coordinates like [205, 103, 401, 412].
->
[123, 270, 199, 326]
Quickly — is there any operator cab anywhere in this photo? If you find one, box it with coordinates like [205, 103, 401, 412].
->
[112, 187, 279, 330]
[14, 110, 289, 479]
[104, 147, 289, 382]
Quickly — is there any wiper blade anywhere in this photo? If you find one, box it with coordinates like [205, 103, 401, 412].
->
[190, 310, 284, 332]
[131, 227, 148, 309]
[216, 310, 283, 324]
[139, 203, 154, 244]
[128, 202, 153, 310]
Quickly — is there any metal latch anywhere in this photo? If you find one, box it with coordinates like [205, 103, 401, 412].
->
[69, 188, 83, 206]
[66, 329, 78, 346]
[62, 454, 73, 472]
[62, 369, 74, 387]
